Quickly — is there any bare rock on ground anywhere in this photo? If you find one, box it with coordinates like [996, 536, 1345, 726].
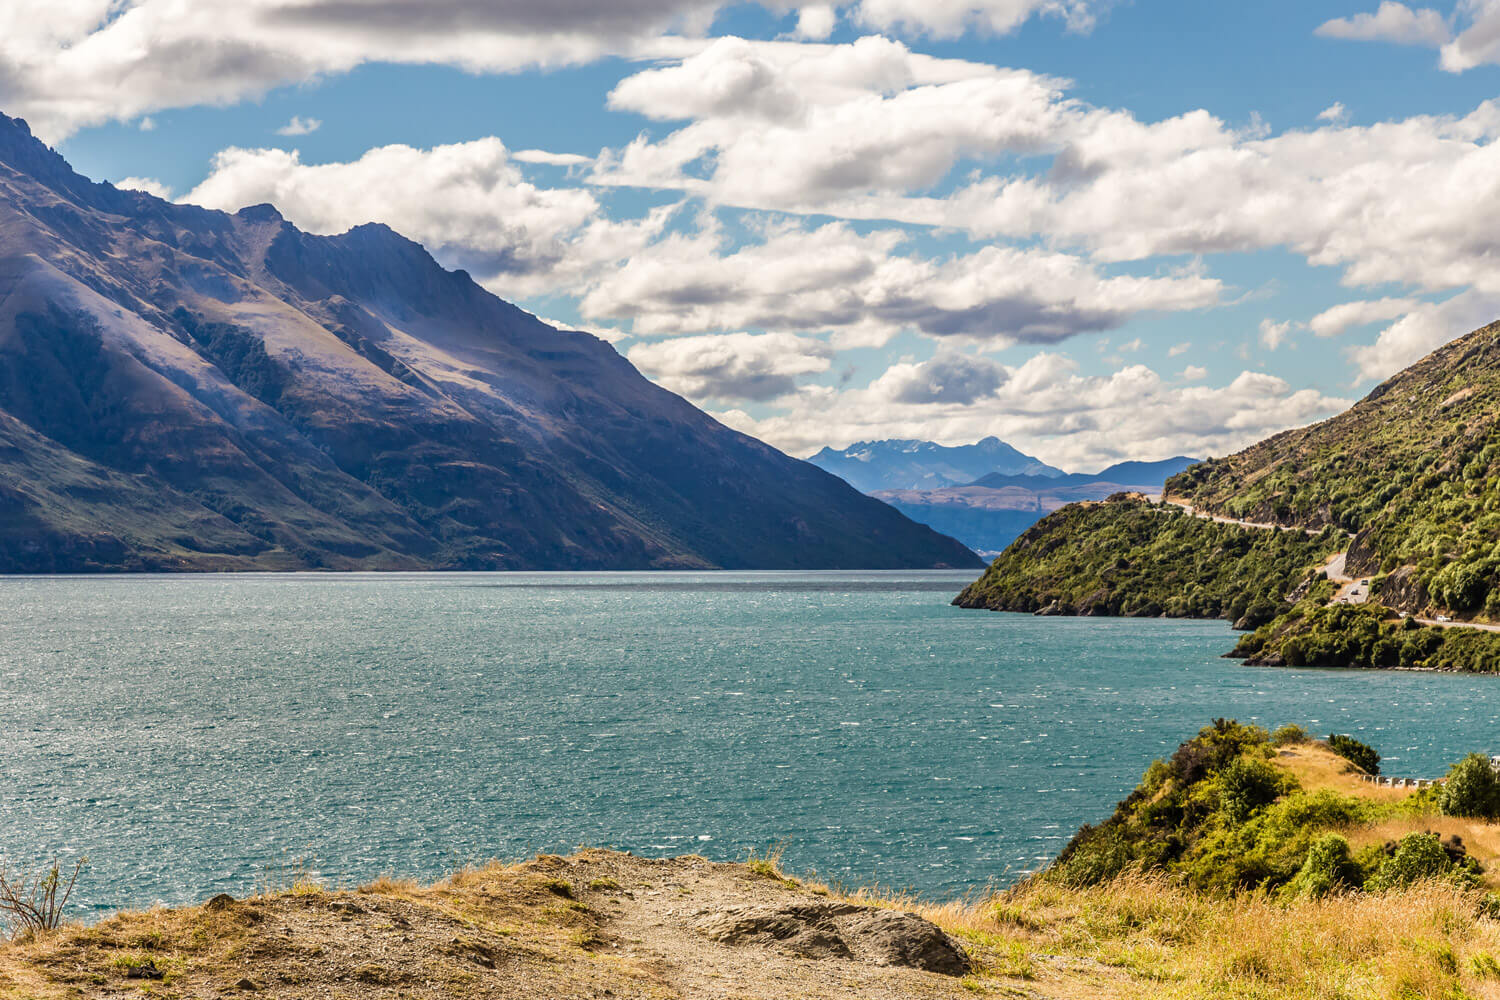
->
[694, 901, 971, 975]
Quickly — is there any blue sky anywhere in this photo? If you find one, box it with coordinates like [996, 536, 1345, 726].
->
[8, 0, 1500, 471]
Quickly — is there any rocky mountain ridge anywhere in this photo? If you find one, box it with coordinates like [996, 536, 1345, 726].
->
[0, 113, 979, 572]
[806, 436, 1063, 493]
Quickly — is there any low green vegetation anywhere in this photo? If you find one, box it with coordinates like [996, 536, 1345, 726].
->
[1230, 601, 1500, 672]
[953, 497, 1339, 623]
[1047, 719, 1489, 897]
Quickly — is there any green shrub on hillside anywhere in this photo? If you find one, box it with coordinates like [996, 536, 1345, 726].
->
[1328, 733, 1380, 775]
[1270, 724, 1309, 746]
[1365, 833, 1481, 892]
[1051, 720, 1375, 894]
[1283, 833, 1360, 900]
[1048, 720, 1492, 898]
[1439, 753, 1500, 819]
[1217, 755, 1284, 823]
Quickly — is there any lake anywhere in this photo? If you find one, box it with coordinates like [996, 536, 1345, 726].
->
[4, 570, 1499, 916]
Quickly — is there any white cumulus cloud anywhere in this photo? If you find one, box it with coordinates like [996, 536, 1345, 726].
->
[579, 218, 1221, 347]
[1316, 3, 1451, 46]
[114, 175, 174, 198]
[275, 114, 321, 135]
[851, 0, 1106, 37]
[0, 0, 1098, 140]
[1258, 319, 1298, 350]
[1350, 290, 1500, 379]
[181, 138, 674, 298]
[1308, 297, 1422, 338]
[628, 331, 833, 400]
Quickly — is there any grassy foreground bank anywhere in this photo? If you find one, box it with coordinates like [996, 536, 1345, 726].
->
[9, 726, 1500, 998]
[5, 851, 1500, 999]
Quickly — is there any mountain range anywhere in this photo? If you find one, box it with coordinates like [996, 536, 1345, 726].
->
[0, 113, 979, 572]
[873, 456, 1198, 555]
[805, 437, 1063, 493]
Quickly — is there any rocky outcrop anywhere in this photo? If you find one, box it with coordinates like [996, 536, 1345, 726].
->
[1346, 527, 1385, 580]
[695, 901, 971, 975]
[1378, 566, 1430, 614]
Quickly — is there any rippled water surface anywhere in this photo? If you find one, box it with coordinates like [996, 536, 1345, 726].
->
[6, 570, 1500, 915]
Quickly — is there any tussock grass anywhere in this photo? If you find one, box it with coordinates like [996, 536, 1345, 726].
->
[893, 873, 1500, 999]
[743, 844, 802, 888]
[359, 873, 420, 896]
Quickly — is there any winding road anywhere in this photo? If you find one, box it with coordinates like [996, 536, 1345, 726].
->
[1163, 497, 1500, 634]
[1163, 498, 1327, 536]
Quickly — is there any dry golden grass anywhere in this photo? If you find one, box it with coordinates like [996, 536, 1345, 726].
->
[1273, 743, 1415, 803]
[739, 845, 1500, 999]
[893, 875, 1500, 1000]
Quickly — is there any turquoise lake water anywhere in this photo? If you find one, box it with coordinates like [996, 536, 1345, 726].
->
[5, 570, 1500, 916]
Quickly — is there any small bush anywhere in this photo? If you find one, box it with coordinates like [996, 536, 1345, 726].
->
[1283, 834, 1359, 899]
[1170, 719, 1270, 785]
[1049, 822, 1138, 886]
[1439, 753, 1500, 819]
[1270, 724, 1309, 747]
[1328, 734, 1380, 775]
[1217, 756, 1284, 824]
[1365, 834, 1480, 892]
[0, 857, 86, 937]
[540, 879, 575, 899]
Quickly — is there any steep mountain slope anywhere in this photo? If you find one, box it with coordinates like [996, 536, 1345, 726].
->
[806, 436, 1062, 493]
[874, 456, 1198, 555]
[0, 114, 979, 572]
[1166, 320, 1500, 616]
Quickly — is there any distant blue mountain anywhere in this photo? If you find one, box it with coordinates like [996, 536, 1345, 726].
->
[1093, 457, 1201, 485]
[807, 437, 1064, 493]
[877, 455, 1201, 556]
[970, 456, 1199, 490]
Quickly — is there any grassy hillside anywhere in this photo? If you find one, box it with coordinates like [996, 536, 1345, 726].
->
[1168, 320, 1500, 619]
[953, 496, 1340, 625]
[1047, 720, 1500, 896]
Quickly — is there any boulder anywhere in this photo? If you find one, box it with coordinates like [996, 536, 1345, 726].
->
[694, 902, 970, 976]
